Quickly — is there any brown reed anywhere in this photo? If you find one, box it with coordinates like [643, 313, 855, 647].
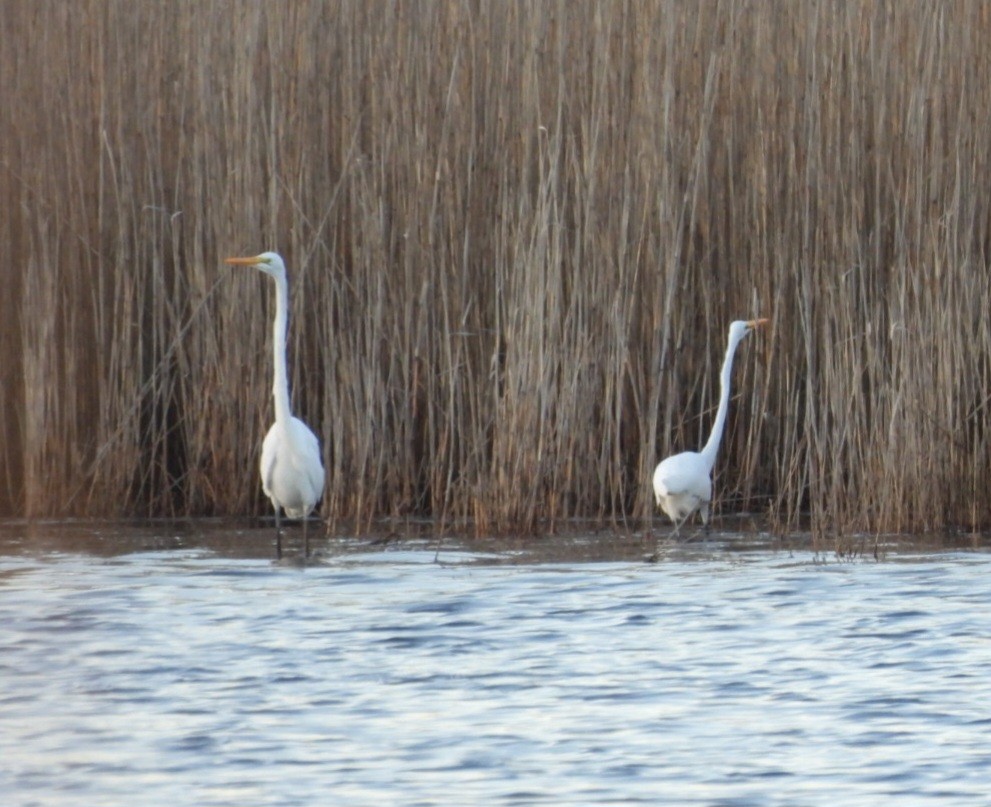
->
[3, 1, 991, 540]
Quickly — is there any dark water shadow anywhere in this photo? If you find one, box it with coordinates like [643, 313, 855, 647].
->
[1, 516, 990, 566]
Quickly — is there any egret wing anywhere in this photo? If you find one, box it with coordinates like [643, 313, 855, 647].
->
[656, 469, 710, 500]
[287, 417, 326, 510]
[653, 452, 711, 498]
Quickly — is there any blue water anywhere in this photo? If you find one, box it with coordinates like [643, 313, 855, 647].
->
[2, 524, 990, 806]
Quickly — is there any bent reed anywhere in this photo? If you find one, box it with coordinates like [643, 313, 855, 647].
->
[4, 1, 991, 540]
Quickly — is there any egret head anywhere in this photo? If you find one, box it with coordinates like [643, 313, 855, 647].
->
[224, 251, 286, 280]
[728, 317, 769, 345]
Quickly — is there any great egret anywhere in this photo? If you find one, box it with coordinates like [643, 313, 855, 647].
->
[652, 318, 768, 536]
[225, 251, 326, 558]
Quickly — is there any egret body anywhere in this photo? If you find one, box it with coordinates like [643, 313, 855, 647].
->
[225, 251, 325, 558]
[652, 318, 767, 536]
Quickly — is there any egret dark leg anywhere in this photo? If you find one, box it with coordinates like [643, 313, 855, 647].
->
[692, 508, 712, 544]
[646, 515, 682, 563]
[274, 508, 282, 559]
[303, 517, 310, 559]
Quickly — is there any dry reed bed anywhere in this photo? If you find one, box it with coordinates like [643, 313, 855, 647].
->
[3, 1, 991, 540]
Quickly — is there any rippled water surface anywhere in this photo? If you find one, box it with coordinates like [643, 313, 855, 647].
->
[2, 522, 991, 806]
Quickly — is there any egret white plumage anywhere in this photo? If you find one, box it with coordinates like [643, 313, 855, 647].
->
[652, 318, 768, 536]
[225, 251, 325, 558]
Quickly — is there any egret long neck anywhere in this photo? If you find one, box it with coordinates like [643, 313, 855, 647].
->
[699, 336, 741, 468]
[271, 273, 293, 427]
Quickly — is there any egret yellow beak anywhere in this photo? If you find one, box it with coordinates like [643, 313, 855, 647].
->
[225, 255, 266, 267]
[748, 318, 770, 329]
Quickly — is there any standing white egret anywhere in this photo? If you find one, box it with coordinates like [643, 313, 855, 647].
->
[225, 251, 325, 559]
[652, 318, 768, 537]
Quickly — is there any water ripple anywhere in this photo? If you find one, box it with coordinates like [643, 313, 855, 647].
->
[2, 540, 991, 805]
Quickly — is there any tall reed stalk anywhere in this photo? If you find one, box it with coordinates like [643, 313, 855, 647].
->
[4, 1, 991, 538]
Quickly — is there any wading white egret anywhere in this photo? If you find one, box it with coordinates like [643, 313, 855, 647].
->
[652, 318, 768, 537]
[225, 251, 325, 558]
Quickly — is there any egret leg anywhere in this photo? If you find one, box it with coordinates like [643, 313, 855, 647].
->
[274, 508, 282, 559]
[647, 515, 683, 562]
[684, 513, 712, 545]
[701, 503, 712, 538]
[303, 517, 310, 559]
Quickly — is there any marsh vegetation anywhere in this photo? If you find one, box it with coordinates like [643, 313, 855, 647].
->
[3, 2, 991, 539]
